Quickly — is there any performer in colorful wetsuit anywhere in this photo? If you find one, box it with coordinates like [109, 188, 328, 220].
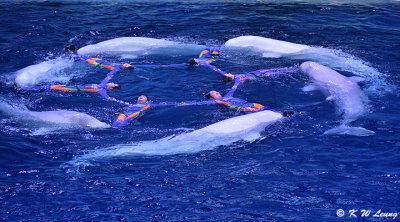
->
[112, 48, 220, 69]
[112, 76, 293, 127]
[74, 54, 134, 71]
[18, 67, 130, 105]
[219, 66, 300, 83]
[186, 47, 299, 84]
[187, 48, 220, 66]
[65, 45, 134, 71]
[113, 95, 177, 127]
[181, 78, 294, 116]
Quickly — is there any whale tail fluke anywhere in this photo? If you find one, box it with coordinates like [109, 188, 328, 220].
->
[323, 124, 375, 137]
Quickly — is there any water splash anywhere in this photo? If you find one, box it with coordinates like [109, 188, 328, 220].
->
[14, 57, 74, 87]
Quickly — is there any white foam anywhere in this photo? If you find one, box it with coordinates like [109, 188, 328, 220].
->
[323, 125, 375, 137]
[77, 37, 205, 57]
[225, 36, 392, 93]
[68, 110, 283, 165]
[14, 57, 74, 87]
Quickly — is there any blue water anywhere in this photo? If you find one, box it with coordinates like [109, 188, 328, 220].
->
[1, 0, 400, 221]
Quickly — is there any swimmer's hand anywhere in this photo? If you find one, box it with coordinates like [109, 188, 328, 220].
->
[223, 73, 235, 82]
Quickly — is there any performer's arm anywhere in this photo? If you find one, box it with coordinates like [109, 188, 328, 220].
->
[74, 54, 124, 70]
[249, 66, 300, 77]
[133, 63, 187, 68]
[20, 85, 79, 93]
[99, 67, 121, 87]
[201, 62, 230, 76]
[112, 104, 151, 127]
[106, 96, 132, 106]
[224, 78, 242, 98]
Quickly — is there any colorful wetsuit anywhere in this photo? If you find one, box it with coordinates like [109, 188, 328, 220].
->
[113, 102, 177, 127]
[20, 67, 130, 105]
[129, 48, 220, 69]
[193, 48, 299, 82]
[214, 78, 277, 113]
[194, 48, 222, 71]
[208, 64, 300, 83]
[74, 54, 122, 70]
[184, 78, 279, 114]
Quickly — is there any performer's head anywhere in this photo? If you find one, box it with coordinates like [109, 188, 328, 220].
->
[122, 63, 134, 70]
[137, 95, 148, 103]
[187, 58, 199, 66]
[205, 90, 222, 100]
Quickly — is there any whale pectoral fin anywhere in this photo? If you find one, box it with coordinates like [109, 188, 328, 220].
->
[323, 125, 375, 137]
[349, 76, 366, 83]
[301, 84, 318, 92]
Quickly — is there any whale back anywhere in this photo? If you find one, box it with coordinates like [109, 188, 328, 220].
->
[77, 37, 175, 55]
[77, 37, 204, 57]
[225, 35, 310, 56]
[194, 110, 282, 135]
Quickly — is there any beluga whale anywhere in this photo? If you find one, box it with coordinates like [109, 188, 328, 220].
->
[300, 61, 374, 136]
[67, 110, 283, 166]
[0, 100, 109, 129]
[77, 37, 205, 58]
[225, 36, 391, 93]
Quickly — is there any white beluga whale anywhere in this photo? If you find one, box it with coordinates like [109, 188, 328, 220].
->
[68, 110, 283, 166]
[14, 57, 74, 87]
[0, 101, 109, 129]
[225, 35, 391, 93]
[13, 37, 205, 86]
[77, 37, 205, 58]
[27, 110, 110, 128]
[300, 61, 374, 136]
[225, 35, 310, 58]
